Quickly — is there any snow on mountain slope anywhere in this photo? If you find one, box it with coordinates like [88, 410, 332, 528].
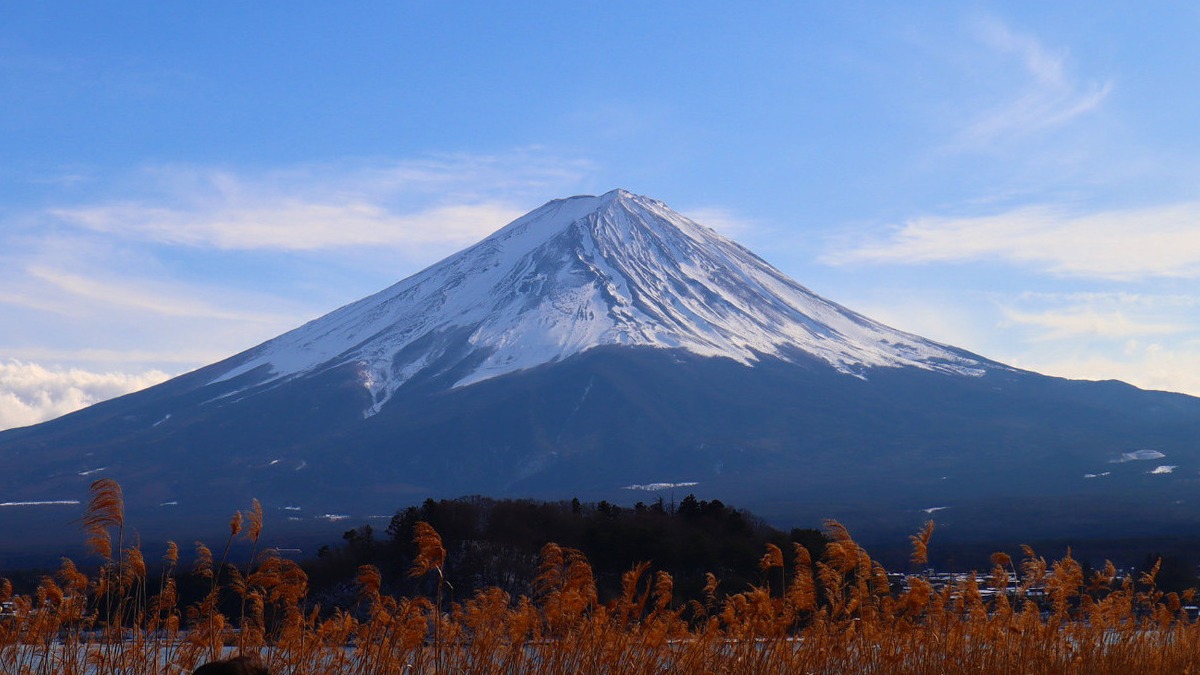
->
[211, 189, 990, 415]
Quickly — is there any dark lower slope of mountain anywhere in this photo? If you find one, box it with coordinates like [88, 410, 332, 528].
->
[3, 346, 1200, 558]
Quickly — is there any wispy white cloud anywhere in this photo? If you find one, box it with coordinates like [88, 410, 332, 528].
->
[1013, 291, 1200, 309]
[828, 202, 1200, 280]
[2, 346, 223, 367]
[954, 17, 1113, 149]
[0, 360, 169, 431]
[997, 291, 1197, 343]
[50, 200, 526, 252]
[1001, 307, 1186, 341]
[25, 266, 295, 323]
[43, 152, 594, 252]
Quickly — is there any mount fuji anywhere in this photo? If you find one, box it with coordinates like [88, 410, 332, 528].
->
[212, 189, 991, 410]
[3, 189, 1200, 555]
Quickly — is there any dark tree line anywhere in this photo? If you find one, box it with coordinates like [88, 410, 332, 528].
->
[305, 494, 830, 607]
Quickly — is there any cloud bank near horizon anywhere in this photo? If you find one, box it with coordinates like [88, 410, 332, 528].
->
[0, 360, 169, 431]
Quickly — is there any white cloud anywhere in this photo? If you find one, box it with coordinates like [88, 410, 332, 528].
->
[0, 360, 169, 431]
[1000, 307, 1186, 341]
[955, 17, 1112, 149]
[1013, 291, 1200, 309]
[43, 152, 594, 252]
[1, 346, 226, 367]
[1004, 293, 1200, 341]
[828, 202, 1200, 280]
[26, 266, 296, 323]
[50, 201, 526, 252]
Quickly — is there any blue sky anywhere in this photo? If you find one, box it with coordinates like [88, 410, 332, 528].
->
[3, 2, 1200, 429]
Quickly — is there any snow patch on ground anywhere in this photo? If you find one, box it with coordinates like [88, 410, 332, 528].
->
[623, 481, 700, 491]
[1115, 449, 1166, 463]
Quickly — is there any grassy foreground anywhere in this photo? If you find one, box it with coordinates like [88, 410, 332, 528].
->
[3, 479, 1200, 674]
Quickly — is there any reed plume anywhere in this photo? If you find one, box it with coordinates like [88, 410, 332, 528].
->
[910, 519, 934, 567]
[81, 478, 124, 560]
[410, 521, 447, 578]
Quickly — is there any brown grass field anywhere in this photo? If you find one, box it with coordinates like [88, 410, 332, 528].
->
[2, 478, 1199, 674]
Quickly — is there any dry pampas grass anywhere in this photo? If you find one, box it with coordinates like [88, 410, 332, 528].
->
[2, 479, 1200, 674]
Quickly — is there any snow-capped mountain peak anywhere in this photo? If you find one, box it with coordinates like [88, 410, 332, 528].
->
[211, 189, 988, 415]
